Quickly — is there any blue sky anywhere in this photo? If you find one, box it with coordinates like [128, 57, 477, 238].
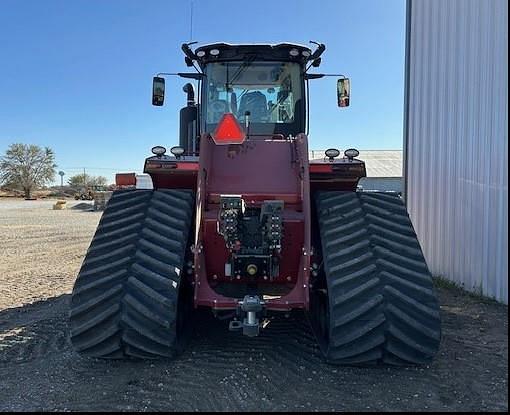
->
[0, 0, 405, 184]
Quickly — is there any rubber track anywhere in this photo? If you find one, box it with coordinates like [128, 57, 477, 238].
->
[69, 189, 194, 358]
[315, 191, 441, 365]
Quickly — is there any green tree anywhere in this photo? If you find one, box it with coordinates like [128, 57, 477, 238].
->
[68, 173, 108, 188]
[90, 175, 108, 187]
[0, 143, 57, 199]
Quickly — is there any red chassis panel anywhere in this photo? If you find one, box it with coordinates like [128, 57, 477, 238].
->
[192, 133, 311, 311]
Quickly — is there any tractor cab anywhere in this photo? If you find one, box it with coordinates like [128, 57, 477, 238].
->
[150, 42, 351, 154]
[196, 43, 310, 139]
[146, 42, 363, 191]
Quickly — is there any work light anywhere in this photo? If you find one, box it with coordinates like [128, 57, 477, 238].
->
[344, 148, 359, 160]
[151, 146, 166, 157]
[325, 148, 340, 161]
[170, 146, 185, 158]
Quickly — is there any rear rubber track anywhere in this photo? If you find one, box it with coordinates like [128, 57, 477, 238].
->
[69, 189, 194, 359]
[313, 191, 441, 365]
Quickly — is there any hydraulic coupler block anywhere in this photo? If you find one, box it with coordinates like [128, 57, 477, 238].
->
[218, 195, 245, 250]
[260, 200, 284, 250]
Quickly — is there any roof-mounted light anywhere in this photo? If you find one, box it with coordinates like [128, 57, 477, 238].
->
[211, 113, 246, 145]
[196, 50, 206, 57]
[170, 146, 185, 158]
[302, 50, 311, 57]
[289, 48, 299, 57]
[325, 148, 340, 161]
[210, 49, 220, 56]
[344, 148, 360, 160]
[151, 145, 166, 157]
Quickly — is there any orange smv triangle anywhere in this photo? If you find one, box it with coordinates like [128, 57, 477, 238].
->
[211, 113, 246, 145]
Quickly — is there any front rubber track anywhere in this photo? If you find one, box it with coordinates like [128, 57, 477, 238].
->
[69, 189, 195, 359]
[312, 191, 441, 365]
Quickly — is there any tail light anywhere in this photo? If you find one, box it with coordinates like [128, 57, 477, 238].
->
[211, 113, 246, 145]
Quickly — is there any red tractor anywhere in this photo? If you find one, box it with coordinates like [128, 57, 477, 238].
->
[69, 42, 441, 365]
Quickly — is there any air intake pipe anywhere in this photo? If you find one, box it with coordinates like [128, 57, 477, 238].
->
[179, 83, 198, 155]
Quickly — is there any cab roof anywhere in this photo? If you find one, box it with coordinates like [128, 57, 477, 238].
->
[192, 42, 314, 66]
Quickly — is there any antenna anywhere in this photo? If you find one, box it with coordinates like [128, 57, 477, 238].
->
[189, 0, 194, 41]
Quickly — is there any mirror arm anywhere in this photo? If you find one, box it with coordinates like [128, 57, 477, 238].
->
[304, 73, 346, 80]
[156, 72, 206, 80]
[304, 74, 324, 80]
[178, 72, 205, 80]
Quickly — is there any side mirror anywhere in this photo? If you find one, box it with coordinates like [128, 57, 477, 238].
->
[337, 78, 350, 108]
[152, 77, 165, 106]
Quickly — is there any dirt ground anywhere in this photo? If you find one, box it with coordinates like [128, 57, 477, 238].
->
[0, 199, 507, 412]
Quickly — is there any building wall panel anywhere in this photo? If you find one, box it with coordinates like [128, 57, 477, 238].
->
[405, 0, 508, 303]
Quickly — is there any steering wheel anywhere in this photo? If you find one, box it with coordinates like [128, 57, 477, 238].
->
[210, 100, 228, 113]
[209, 100, 229, 122]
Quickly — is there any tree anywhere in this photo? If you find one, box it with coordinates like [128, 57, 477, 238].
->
[0, 143, 57, 199]
[90, 175, 108, 187]
[68, 173, 108, 188]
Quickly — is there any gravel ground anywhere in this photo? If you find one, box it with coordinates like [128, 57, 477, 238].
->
[0, 199, 97, 309]
[0, 198, 507, 412]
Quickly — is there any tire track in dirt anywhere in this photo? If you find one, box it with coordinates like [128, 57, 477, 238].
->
[63, 312, 323, 412]
[178, 312, 322, 411]
[0, 301, 331, 411]
[0, 297, 71, 363]
[0, 319, 68, 363]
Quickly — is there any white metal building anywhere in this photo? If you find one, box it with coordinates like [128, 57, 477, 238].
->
[310, 150, 404, 192]
[357, 150, 403, 193]
[404, 0, 508, 303]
